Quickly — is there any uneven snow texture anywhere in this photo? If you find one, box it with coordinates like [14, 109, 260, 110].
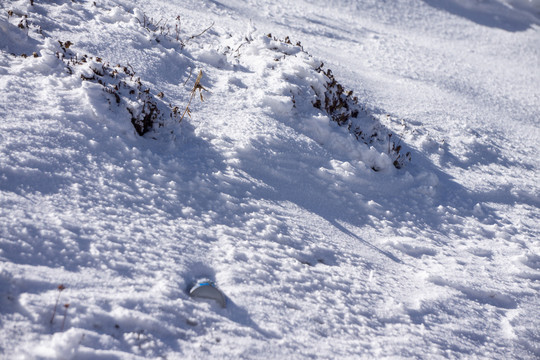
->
[1, 0, 539, 359]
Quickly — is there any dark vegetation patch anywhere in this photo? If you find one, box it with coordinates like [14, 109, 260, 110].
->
[265, 34, 411, 169]
[56, 41, 179, 136]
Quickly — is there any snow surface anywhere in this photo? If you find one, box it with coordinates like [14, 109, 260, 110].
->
[1, 0, 539, 358]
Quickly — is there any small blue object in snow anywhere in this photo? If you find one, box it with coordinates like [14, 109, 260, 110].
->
[189, 280, 226, 308]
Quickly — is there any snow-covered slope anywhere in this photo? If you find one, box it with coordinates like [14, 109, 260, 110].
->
[1, 0, 539, 358]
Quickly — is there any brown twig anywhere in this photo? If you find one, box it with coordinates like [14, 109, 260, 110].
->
[189, 21, 215, 41]
[50, 285, 65, 324]
[180, 70, 209, 122]
[183, 67, 194, 86]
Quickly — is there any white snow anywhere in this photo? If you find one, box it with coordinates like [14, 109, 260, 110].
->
[1, 0, 539, 358]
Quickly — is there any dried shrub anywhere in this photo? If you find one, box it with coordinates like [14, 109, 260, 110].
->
[135, 12, 214, 48]
[313, 64, 411, 169]
[258, 35, 411, 169]
[55, 42, 179, 136]
[180, 70, 209, 121]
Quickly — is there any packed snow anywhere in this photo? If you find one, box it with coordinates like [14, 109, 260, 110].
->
[0, 0, 539, 358]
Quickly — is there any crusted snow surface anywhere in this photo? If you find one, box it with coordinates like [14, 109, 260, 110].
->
[1, 0, 539, 359]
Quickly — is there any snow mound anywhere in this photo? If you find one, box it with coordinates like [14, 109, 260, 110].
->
[0, 17, 40, 57]
[1, 1, 185, 138]
[56, 42, 180, 136]
[228, 33, 411, 171]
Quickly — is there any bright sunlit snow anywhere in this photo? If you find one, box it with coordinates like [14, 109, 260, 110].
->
[1, 0, 539, 358]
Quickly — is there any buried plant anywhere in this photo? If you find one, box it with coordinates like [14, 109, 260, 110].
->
[55, 41, 179, 136]
[5, 8, 189, 136]
[313, 64, 411, 169]
[241, 34, 411, 169]
[6, 8, 43, 39]
[135, 12, 214, 48]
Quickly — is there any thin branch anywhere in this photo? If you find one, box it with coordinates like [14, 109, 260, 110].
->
[183, 67, 194, 86]
[188, 22, 215, 41]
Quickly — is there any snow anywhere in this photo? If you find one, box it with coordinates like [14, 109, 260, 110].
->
[1, 0, 539, 358]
